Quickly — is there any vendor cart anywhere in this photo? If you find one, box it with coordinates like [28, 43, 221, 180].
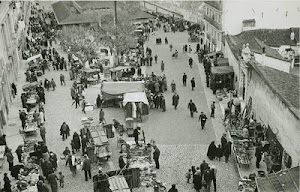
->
[210, 66, 234, 94]
[88, 124, 112, 161]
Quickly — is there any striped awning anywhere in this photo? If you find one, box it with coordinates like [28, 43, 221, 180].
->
[108, 176, 130, 192]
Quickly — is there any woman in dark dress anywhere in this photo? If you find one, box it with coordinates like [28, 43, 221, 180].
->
[72, 132, 81, 152]
[207, 141, 217, 160]
[193, 168, 202, 192]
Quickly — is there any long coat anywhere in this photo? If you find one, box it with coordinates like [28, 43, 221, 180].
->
[207, 142, 217, 160]
[172, 94, 179, 106]
[161, 62, 164, 71]
[48, 173, 58, 192]
[73, 133, 81, 150]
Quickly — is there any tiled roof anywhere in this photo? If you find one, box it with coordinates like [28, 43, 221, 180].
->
[204, 1, 222, 11]
[250, 61, 300, 117]
[235, 28, 300, 47]
[52, 1, 113, 25]
[51, 1, 72, 24]
[130, 9, 154, 20]
[76, 1, 114, 10]
[225, 31, 288, 61]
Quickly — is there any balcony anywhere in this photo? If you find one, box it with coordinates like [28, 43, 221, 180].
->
[204, 14, 221, 30]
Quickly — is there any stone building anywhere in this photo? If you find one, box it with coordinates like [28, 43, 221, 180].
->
[0, 1, 29, 133]
[224, 28, 299, 100]
[246, 61, 300, 168]
[202, 1, 223, 52]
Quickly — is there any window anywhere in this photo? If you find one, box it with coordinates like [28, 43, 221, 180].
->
[206, 7, 208, 15]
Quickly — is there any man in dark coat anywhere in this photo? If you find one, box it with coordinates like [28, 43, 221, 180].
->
[81, 135, 88, 155]
[47, 172, 58, 192]
[96, 94, 102, 108]
[172, 92, 179, 110]
[188, 99, 197, 117]
[191, 77, 195, 90]
[60, 122, 70, 141]
[255, 144, 263, 168]
[198, 112, 208, 129]
[168, 184, 178, 192]
[189, 57, 193, 68]
[133, 127, 140, 146]
[207, 141, 217, 160]
[153, 145, 160, 169]
[182, 73, 187, 86]
[119, 154, 126, 170]
[82, 154, 92, 181]
[200, 160, 209, 180]
[203, 167, 212, 191]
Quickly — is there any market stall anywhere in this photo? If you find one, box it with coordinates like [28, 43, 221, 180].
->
[101, 81, 145, 107]
[123, 92, 149, 133]
[23, 111, 38, 136]
[81, 118, 111, 162]
[80, 68, 101, 85]
[210, 66, 234, 94]
[108, 176, 131, 192]
[255, 165, 299, 192]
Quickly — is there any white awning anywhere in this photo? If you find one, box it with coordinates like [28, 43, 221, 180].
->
[123, 92, 149, 105]
[26, 54, 42, 63]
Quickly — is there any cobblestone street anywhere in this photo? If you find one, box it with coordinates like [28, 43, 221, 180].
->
[1, 2, 239, 192]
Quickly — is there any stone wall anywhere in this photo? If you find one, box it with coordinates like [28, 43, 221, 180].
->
[247, 68, 300, 166]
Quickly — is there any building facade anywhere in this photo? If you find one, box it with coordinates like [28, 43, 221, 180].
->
[247, 62, 300, 167]
[0, 1, 27, 133]
[202, 1, 223, 52]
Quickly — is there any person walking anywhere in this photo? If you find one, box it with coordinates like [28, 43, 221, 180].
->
[99, 109, 105, 124]
[161, 95, 166, 112]
[11, 83, 17, 96]
[203, 166, 212, 192]
[193, 167, 202, 192]
[191, 77, 195, 91]
[82, 154, 92, 181]
[161, 61, 165, 72]
[255, 144, 263, 168]
[51, 78, 56, 91]
[169, 44, 173, 52]
[39, 124, 46, 144]
[198, 112, 208, 129]
[48, 172, 58, 192]
[72, 132, 81, 152]
[153, 145, 160, 169]
[5, 149, 14, 171]
[182, 73, 187, 86]
[58, 172, 65, 188]
[81, 135, 88, 155]
[200, 160, 209, 181]
[154, 54, 158, 64]
[82, 99, 86, 114]
[15, 145, 23, 163]
[210, 101, 216, 117]
[207, 141, 217, 160]
[189, 57, 193, 68]
[172, 92, 179, 110]
[165, 37, 168, 44]
[60, 74, 66, 86]
[211, 165, 217, 192]
[96, 94, 102, 108]
[168, 184, 178, 192]
[188, 99, 197, 117]
[73, 93, 80, 109]
[170, 80, 176, 92]
[60, 122, 70, 141]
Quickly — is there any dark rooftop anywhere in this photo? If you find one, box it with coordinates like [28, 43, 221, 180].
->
[225, 31, 289, 61]
[75, 1, 114, 10]
[235, 28, 300, 47]
[204, 1, 222, 11]
[250, 61, 300, 117]
[51, 1, 72, 24]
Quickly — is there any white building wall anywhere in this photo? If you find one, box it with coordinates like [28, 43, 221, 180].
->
[224, 40, 240, 90]
[254, 53, 291, 73]
[223, 0, 300, 35]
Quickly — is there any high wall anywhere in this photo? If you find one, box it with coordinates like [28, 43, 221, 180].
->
[246, 68, 300, 166]
[224, 39, 239, 90]
[254, 53, 291, 73]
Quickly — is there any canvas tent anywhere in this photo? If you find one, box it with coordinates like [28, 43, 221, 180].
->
[101, 81, 145, 101]
[123, 92, 149, 106]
